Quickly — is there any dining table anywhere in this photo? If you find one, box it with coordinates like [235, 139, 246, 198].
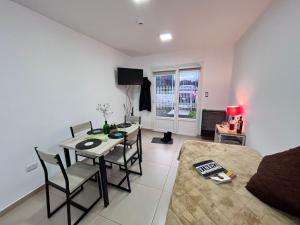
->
[59, 123, 141, 207]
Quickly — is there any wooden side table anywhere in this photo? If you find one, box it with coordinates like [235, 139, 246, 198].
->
[214, 124, 246, 145]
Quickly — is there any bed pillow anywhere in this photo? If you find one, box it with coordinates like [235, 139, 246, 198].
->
[246, 146, 300, 217]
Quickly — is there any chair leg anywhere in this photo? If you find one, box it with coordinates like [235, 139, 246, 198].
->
[136, 139, 141, 162]
[45, 183, 51, 218]
[136, 142, 143, 175]
[139, 130, 143, 162]
[75, 152, 78, 162]
[124, 163, 131, 192]
[66, 193, 71, 225]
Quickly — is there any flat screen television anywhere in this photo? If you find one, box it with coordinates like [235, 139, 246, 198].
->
[117, 67, 143, 85]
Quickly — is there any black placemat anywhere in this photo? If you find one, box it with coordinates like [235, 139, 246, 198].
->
[87, 128, 103, 135]
[117, 123, 132, 128]
[108, 131, 127, 139]
[75, 139, 102, 150]
[151, 137, 173, 144]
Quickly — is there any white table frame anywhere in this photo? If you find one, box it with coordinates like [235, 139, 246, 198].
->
[59, 124, 141, 207]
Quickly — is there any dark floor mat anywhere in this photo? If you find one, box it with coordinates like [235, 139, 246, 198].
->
[151, 137, 173, 144]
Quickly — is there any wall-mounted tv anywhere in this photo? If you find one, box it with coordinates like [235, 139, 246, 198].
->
[117, 67, 143, 85]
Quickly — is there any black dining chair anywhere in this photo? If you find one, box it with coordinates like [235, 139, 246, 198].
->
[104, 128, 142, 192]
[70, 121, 98, 165]
[35, 147, 102, 225]
[120, 115, 143, 164]
[122, 116, 141, 148]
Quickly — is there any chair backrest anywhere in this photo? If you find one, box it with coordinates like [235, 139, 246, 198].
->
[35, 147, 66, 177]
[125, 116, 141, 125]
[35, 147, 60, 165]
[70, 121, 93, 137]
[127, 127, 139, 141]
[35, 147, 69, 190]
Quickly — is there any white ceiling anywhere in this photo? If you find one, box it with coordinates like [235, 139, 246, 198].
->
[12, 0, 272, 57]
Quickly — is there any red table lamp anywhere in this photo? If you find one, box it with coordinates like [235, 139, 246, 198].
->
[226, 106, 242, 130]
[227, 106, 242, 116]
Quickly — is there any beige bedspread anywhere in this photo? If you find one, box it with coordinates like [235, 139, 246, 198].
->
[165, 141, 300, 225]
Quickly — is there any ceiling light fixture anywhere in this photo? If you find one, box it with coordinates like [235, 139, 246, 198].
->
[133, 0, 150, 4]
[160, 33, 173, 42]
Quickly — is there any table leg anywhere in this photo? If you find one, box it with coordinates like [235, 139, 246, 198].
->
[99, 155, 109, 207]
[64, 148, 71, 167]
[139, 129, 143, 162]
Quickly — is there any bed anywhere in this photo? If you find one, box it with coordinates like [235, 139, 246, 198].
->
[165, 141, 300, 225]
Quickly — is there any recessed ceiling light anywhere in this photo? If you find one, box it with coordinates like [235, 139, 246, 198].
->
[133, 0, 150, 4]
[160, 33, 173, 42]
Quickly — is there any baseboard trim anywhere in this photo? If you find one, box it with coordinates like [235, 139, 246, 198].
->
[141, 128, 153, 131]
[0, 184, 45, 217]
[151, 129, 198, 137]
[176, 132, 198, 137]
[152, 129, 167, 133]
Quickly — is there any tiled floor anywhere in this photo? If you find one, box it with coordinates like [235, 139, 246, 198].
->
[0, 130, 203, 225]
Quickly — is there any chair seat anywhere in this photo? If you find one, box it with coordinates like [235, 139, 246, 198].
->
[104, 146, 138, 165]
[49, 162, 99, 193]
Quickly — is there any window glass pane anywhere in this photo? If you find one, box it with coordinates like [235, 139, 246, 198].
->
[155, 73, 175, 117]
[178, 70, 199, 119]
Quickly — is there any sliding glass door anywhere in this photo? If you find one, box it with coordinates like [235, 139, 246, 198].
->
[155, 72, 176, 118]
[154, 68, 201, 135]
[178, 69, 199, 119]
[153, 71, 176, 132]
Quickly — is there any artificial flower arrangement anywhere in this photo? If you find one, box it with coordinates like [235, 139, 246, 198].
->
[96, 103, 113, 134]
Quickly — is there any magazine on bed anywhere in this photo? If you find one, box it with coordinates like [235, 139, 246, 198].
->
[193, 160, 225, 177]
[193, 160, 236, 184]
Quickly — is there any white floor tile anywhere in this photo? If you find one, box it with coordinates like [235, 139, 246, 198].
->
[72, 181, 103, 209]
[163, 167, 178, 193]
[86, 215, 120, 225]
[131, 161, 170, 190]
[170, 153, 180, 168]
[0, 199, 44, 225]
[0, 188, 64, 225]
[142, 148, 175, 166]
[151, 191, 172, 225]
[40, 206, 84, 225]
[100, 183, 161, 225]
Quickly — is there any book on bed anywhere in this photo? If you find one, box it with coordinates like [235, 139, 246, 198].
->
[193, 160, 236, 184]
[193, 160, 225, 177]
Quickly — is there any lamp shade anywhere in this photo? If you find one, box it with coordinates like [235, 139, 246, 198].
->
[226, 106, 242, 116]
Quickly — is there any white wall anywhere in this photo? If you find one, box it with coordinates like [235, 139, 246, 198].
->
[229, 0, 300, 155]
[0, 0, 131, 211]
[129, 46, 234, 129]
